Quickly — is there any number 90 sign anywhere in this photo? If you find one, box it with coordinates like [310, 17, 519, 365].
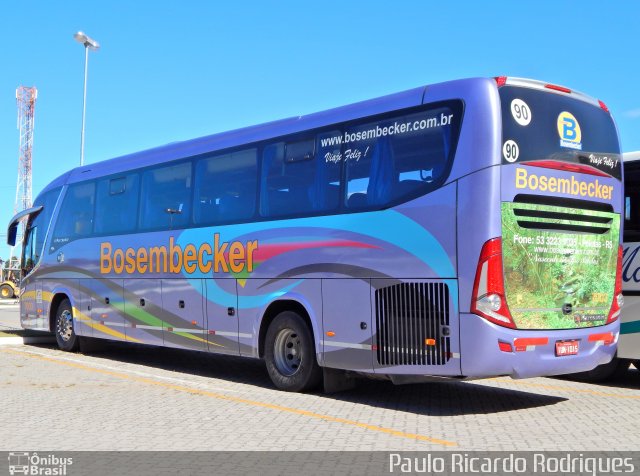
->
[511, 99, 531, 126]
[503, 140, 519, 162]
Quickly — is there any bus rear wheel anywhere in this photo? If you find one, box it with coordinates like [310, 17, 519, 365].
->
[569, 356, 629, 382]
[264, 311, 321, 392]
[55, 298, 79, 352]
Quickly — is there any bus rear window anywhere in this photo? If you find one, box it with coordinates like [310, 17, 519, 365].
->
[499, 86, 621, 179]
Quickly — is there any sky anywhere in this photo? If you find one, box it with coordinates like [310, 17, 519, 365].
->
[1, 0, 639, 261]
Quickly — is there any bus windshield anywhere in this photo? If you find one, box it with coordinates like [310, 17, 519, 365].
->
[500, 85, 622, 179]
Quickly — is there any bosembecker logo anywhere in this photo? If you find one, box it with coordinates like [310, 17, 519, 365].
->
[557, 111, 582, 150]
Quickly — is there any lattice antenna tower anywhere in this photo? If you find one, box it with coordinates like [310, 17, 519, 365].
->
[10, 86, 38, 265]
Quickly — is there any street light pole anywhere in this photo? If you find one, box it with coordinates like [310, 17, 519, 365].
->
[73, 31, 99, 167]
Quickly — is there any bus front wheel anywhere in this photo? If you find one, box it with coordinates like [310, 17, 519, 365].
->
[264, 311, 321, 392]
[55, 298, 79, 352]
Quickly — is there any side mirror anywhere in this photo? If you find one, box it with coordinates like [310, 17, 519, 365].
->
[6, 205, 43, 246]
[7, 223, 17, 246]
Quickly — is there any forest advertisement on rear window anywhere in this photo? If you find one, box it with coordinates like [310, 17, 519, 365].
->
[501, 202, 619, 329]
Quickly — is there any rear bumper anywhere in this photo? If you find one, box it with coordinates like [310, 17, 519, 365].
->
[460, 312, 619, 379]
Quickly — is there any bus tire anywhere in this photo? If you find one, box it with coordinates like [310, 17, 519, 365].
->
[264, 311, 322, 392]
[54, 298, 79, 352]
[0, 284, 14, 299]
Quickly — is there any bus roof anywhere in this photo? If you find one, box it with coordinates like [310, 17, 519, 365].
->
[60, 83, 431, 185]
[40, 75, 608, 195]
[624, 151, 640, 162]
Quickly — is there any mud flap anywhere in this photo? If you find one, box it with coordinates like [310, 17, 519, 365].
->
[322, 367, 356, 394]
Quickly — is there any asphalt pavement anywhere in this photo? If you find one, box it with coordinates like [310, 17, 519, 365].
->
[0, 300, 21, 330]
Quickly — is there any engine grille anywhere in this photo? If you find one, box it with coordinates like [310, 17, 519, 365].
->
[375, 282, 450, 366]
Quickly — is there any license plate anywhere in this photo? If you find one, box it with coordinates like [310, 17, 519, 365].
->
[555, 340, 579, 356]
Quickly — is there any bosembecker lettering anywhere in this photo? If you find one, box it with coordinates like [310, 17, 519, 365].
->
[515, 168, 613, 199]
[100, 234, 258, 275]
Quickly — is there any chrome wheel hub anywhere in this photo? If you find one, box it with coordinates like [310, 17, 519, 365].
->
[57, 310, 73, 342]
[273, 328, 302, 376]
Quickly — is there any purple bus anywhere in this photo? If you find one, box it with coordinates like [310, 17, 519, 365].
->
[8, 77, 623, 392]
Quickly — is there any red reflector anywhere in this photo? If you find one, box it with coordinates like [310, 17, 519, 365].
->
[208, 330, 216, 335]
[598, 100, 609, 113]
[498, 341, 513, 352]
[525, 160, 610, 177]
[545, 83, 571, 93]
[494, 76, 507, 87]
[167, 327, 173, 332]
[588, 332, 615, 345]
[513, 337, 549, 352]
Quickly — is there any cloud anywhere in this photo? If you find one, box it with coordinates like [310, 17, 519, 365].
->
[623, 108, 640, 118]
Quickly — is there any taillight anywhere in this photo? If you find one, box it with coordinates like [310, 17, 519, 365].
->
[471, 238, 516, 329]
[544, 83, 572, 94]
[598, 100, 610, 113]
[524, 160, 610, 178]
[606, 245, 623, 324]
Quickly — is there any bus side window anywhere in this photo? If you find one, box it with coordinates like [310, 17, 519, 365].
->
[343, 127, 382, 209]
[624, 192, 640, 241]
[344, 106, 457, 210]
[260, 137, 341, 218]
[139, 162, 192, 230]
[193, 148, 257, 225]
[624, 162, 640, 241]
[261, 142, 311, 217]
[94, 174, 140, 234]
[32, 186, 61, 255]
[50, 182, 96, 251]
[315, 130, 342, 211]
[390, 121, 448, 201]
[22, 223, 37, 275]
